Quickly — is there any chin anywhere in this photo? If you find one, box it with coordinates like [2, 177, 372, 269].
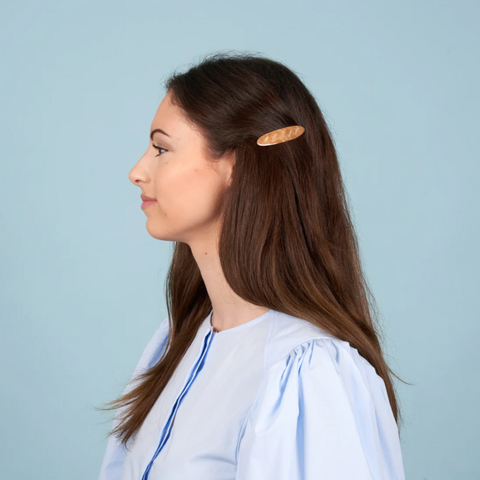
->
[145, 220, 178, 242]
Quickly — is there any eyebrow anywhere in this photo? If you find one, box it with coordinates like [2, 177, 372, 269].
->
[150, 128, 171, 140]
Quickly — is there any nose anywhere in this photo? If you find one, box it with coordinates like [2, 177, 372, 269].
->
[128, 166, 138, 185]
[128, 165, 141, 186]
[129, 152, 149, 186]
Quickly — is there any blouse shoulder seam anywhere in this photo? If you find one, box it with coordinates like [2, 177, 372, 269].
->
[268, 334, 334, 374]
[289, 334, 333, 352]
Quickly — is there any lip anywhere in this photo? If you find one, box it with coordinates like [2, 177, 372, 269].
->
[140, 194, 157, 210]
[141, 200, 156, 210]
[141, 194, 156, 202]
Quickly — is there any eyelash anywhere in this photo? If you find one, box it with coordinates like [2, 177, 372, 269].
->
[152, 144, 168, 156]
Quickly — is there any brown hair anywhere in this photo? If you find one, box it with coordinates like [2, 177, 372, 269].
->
[97, 51, 410, 448]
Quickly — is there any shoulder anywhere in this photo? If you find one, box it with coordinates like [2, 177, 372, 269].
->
[264, 310, 388, 403]
[236, 311, 404, 480]
[266, 310, 342, 369]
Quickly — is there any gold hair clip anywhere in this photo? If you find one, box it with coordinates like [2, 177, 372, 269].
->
[256, 125, 305, 146]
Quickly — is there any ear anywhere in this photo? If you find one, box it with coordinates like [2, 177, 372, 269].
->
[225, 150, 236, 188]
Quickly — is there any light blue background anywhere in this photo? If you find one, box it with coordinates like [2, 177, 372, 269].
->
[1, 1, 478, 478]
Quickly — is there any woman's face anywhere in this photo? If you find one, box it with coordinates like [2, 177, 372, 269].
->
[129, 91, 235, 245]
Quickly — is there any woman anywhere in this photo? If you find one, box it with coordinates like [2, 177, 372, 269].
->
[97, 52, 407, 480]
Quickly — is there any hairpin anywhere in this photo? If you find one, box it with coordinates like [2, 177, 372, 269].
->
[256, 125, 305, 146]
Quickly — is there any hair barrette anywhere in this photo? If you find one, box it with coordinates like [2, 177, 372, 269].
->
[256, 125, 305, 146]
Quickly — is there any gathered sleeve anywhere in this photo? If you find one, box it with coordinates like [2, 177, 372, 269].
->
[235, 337, 405, 480]
[98, 316, 170, 480]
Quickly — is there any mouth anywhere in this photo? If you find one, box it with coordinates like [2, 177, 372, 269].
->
[141, 194, 156, 202]
[141, 194, 157, 210]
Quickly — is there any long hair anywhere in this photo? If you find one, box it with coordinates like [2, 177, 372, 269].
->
[97, 51, 410, 448]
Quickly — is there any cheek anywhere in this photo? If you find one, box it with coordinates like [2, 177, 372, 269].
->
[155, 163, 224, 224]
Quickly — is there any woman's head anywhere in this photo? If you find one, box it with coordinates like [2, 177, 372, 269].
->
[102, 52, 407, 447]
[129, 52, 327, 248]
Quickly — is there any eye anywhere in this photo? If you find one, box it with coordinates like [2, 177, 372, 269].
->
[152, 144, 168, 156]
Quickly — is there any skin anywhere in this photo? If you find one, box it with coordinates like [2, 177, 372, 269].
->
[128, 90, 270, 332]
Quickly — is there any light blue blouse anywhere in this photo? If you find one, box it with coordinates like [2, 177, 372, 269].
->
[98, 309, 405, 480]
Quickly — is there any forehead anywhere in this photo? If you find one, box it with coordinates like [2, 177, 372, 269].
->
[150, 91, 201, 144]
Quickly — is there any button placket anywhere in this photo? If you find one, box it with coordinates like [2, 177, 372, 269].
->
[140, 327, 215, 480]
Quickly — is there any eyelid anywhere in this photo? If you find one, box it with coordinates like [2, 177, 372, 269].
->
[152, 143, 168, 156]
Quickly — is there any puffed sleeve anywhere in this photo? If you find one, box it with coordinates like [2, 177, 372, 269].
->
[235, 337, 405, 480]
[98, 316, 170, 480]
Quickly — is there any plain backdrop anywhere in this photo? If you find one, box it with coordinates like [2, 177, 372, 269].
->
[1, 1, 478, 479]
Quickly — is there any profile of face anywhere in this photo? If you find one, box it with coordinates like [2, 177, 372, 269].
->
[129, 91, 235, 246]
